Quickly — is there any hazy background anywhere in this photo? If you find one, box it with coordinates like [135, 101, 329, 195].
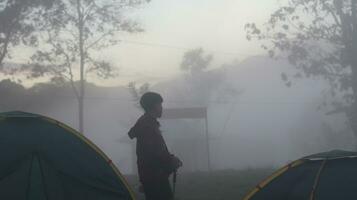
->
[1, 0, 356, 175]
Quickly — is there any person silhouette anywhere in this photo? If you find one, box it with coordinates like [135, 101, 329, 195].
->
[128, 92, 182, 200]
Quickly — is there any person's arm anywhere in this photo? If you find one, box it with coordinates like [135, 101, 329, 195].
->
[141, 125, 179, 173]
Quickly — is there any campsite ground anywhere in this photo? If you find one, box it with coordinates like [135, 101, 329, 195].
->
[125, 168, 274, 200]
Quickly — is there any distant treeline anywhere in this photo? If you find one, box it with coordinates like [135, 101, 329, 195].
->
[0, 79, 108, 112]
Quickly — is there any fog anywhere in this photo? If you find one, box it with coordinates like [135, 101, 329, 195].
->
[1, 1, 357, 198]
[85, 56, 353, 173]
[3, 55, 353, 175]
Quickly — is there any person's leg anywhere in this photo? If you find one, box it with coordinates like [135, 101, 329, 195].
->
[142, 181, 158, 200]
[159, 178, 173, 200]
[143, 179, 173, 200]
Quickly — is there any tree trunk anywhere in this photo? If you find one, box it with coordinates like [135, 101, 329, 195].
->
[344, 1, 357, 145]
[79, 95, 84, 133]
[77, 0, 85, 134]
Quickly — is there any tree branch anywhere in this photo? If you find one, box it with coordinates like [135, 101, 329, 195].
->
[323, 0, 342, 28]
[0, 32, 10, 65]
[84, 30, 114, 50]
[82, 0, 96, 22]
[63, 50, 79, 99]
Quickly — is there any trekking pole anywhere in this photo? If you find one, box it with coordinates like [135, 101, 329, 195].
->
[172, 170, 177, 199]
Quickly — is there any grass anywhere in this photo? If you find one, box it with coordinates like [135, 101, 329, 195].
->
[125, 168, 274, 200]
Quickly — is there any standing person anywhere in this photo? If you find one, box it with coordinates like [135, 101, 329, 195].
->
[128, 92, 182, 200]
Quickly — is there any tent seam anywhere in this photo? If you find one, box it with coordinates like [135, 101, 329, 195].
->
[37, 154, 50, 200]
[242, 159, 304, 200]
[40, 117, 136, 199]
[1, 112, 136, 199]
[25, 154, 35, 200]
[309, 159, 327, 200]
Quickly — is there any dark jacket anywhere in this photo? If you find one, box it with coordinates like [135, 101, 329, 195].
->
[128, 114, 175, 183]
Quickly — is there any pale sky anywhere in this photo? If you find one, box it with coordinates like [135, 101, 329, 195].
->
[13, 0, 281, 87]
[93, 0, 282, 86]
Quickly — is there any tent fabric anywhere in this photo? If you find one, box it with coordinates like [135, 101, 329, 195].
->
[243, 150, 357, 200]
[303, 149, 357, 160]
[0, 111, 134, 200]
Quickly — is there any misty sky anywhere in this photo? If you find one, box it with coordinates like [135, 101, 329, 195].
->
[94, 0, 280, 86]
[10, 0, 281, 87]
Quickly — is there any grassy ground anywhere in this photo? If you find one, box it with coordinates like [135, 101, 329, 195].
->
[125, 168, 274, 200]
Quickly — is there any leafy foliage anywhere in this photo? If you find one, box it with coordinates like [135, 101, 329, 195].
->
[246, 0, 357, 131]
[178, 48, 241, 107]
[0, 0, 54, 65]
[180, 48, 213, 75]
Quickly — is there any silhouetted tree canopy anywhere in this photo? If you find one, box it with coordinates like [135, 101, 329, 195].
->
[180, 48, 213, 75]
[0, 0, 54, 65]
[179, 48, 238, 106]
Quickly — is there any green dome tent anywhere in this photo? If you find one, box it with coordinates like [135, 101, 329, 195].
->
[243, 150, 357, 200]
[0, 111, 134, 200]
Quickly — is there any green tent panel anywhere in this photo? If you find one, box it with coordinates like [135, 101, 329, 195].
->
[0, 111, 134, 200]
[243, 150, 357, 200]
